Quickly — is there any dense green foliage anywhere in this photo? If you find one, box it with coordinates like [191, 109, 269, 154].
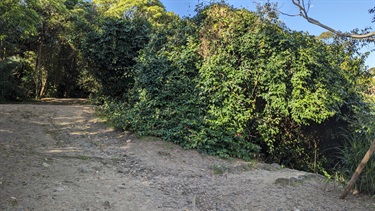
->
[93, 0, 167, 24]
[81, 16, 150, 98]
[0, 57, 30, 101]
[98, 3, 373, 173]
[0, 0, 97, 100]
[2, 0, 374, 195]
[340, 102, 375, 194]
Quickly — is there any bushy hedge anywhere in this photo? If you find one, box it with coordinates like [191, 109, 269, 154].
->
[97, 3, 371, 172]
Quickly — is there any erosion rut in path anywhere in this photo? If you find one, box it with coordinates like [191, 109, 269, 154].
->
[0, 103, 374, 210]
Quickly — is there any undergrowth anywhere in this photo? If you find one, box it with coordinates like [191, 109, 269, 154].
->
[339, 101, 375, 195]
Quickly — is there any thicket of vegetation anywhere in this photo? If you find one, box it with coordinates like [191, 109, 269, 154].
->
[1, 0, 374, 195]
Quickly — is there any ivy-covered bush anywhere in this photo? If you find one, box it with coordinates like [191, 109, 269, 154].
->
[98, 3, 370, 172]
[105, 16, 211, 150]
[191, 4, 366, 169]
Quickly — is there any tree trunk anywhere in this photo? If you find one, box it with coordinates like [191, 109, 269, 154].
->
[1, 39, 5, 60]
[39, 66, 48, 98]
[34, 43, 48, 100]
[340, 139, 375, 199]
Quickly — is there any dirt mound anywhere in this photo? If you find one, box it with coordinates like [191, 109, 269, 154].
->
[0, 103, 374, 210]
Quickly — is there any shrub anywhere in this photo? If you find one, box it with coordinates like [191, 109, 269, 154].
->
[340, 103, 375, 195]
[98, 3, 370, 171]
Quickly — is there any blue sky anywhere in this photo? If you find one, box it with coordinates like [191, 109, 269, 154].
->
[160, 0, 375, 68]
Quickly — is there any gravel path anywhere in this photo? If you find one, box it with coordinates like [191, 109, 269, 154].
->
[0, 102, 374, 210]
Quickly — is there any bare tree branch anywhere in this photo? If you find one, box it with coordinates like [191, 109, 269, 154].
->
[291, 0, 375, 39]
[279, 11, 299, 17]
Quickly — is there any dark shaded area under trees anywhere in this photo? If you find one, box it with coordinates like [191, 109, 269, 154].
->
[1, 0, 374, 195]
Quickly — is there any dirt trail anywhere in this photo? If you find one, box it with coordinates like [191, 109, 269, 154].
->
[0, 102, 374, 210]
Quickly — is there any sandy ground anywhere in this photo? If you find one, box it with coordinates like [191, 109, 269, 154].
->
[0, 101, 374, 211]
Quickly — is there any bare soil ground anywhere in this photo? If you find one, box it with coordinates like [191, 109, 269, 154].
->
[0, 100, 374, 211]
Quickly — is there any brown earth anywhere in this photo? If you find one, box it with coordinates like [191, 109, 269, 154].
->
[0, 100, 374, 210]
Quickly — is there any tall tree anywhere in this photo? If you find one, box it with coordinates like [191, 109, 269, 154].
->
[0, 0, 40, 60]
[1, 0, 92, 99]
[32, 0, 72, 98]
[92, 0, 169, 26]
[0, 0, 41, 101]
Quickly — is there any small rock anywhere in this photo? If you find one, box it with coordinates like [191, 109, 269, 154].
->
[300, 173, 325, 180]
[42, 162, 50, 168]
[118, 185, 126, 189]
[289, 177, 299, 184]
[275, 178, 290, 186]
[103, 201, 111, 209]
[126, 139, 132, 143]
[54, 187, 65, 192]
[352, 189, 359, 195]
[271, 163, 281, 169]
[78, 166, 89, 173]
[275, 177, 302, 186]
[9, 197, 17, 205]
